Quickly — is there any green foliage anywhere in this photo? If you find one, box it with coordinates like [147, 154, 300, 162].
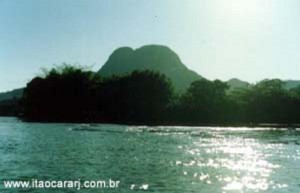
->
[290, 86, 300, 98]
[287, 86, 300, 123]
[18, 64, 300, 125]
[245, 79, 289, 123]
[177, 79, 229, 124]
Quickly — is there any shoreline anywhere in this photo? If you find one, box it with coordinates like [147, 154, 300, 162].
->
[2, 116, 300, 128]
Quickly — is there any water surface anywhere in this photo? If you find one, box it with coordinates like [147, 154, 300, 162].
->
[0, 117, 299, 192]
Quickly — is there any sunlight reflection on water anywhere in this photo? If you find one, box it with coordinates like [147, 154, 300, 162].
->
[169, 127, 298, 193]
[147, 126, 299, 193]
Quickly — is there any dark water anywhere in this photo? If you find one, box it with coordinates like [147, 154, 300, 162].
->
[0, 117, 300, 193]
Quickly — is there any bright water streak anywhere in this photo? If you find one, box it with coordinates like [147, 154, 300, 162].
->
[0, 117, 300, 193]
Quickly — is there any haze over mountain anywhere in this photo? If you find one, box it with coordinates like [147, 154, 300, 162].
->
[98, 45, 203, 92]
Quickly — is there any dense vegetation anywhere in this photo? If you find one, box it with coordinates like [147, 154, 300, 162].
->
[0, 88, 23, 116]
[19, 65, 173, 124]
[0, 98, 19, 116]
[1, 65, 299, 125]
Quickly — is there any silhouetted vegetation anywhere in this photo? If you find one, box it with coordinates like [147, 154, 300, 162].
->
[94, 71, 173, 124]
[1, 65, 299, 125]
[20, 65, 100, 122]
[0, 88, 23, 116]
[20, 65, 173, 124]
[225, 79, 300, 124]
[0, 98, 19, 116]
[174, 79, 230, 124]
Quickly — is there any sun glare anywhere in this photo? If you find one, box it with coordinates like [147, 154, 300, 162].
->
[217, 0, 263, 21]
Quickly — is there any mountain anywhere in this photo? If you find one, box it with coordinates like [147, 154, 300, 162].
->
[226, 78, 300, 91]
[98, 45, 203, 92]
[0, 88, 24, 101]
[1, 45, 299, 100]
[0, 88, 23, 116]
[226, 78, 251, 91]
[284, 80, 300, 89]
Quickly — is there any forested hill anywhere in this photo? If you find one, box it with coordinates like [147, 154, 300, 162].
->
[0, 88, 23, 116]
[0, 88, 23, 101]
[98, 45, 203, 92]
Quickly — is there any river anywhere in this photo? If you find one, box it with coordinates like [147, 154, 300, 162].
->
[0, 117, 299, 192]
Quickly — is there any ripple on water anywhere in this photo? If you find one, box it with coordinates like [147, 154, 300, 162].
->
[0, 118, 300, 193]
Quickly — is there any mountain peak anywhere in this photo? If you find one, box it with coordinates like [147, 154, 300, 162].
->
[98, 45, 202, 92]
[109, 47, 134, 58]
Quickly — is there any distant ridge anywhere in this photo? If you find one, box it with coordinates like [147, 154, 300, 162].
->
[284, 80, 300, 89]
[226, 78, 300, 90]
[226, 78, 252, 91]
[0, 88, 23, 101]
[98, 45, 203, 92]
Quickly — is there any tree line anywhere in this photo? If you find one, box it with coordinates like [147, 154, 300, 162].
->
[2, 65, 300, 125]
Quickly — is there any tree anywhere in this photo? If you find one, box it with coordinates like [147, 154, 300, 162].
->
[288, 86, 300, 123]
[95, 70, 174, 124]
[245, 79, 290, 123]
[21, 65, 100, 122]
[19, 64, 300, 125]
[178, 79, 229, 124]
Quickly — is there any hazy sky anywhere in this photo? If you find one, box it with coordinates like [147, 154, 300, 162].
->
[1, 0, 300, 92]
